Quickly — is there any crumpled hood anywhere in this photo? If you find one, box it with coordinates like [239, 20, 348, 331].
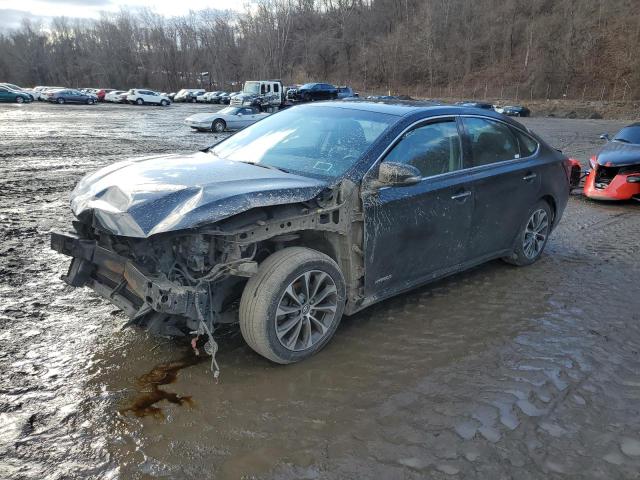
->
[597, 141, 640, 167]
[71, 152, 328, 238]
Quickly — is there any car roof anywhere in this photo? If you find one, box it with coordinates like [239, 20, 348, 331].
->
[304, 99, 522, 123]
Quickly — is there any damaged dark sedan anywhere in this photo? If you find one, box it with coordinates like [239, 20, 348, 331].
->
[52, 101, 571, 365]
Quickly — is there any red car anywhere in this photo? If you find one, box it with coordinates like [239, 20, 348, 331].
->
[95, 88, 115, 102]
[584, 123, 640, 201]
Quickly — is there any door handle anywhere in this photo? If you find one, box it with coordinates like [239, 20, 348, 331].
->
[451, 191, 472, 201]
[523, 172, 537, 181]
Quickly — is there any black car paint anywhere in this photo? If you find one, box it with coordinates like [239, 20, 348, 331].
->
[71, 152, 328, 238]
[65, 100, 568, 309]
[297, 83, 338, 101]
[596, 139, 640, 167]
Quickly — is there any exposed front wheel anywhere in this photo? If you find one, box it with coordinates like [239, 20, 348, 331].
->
[503, 200, 552, 266]
[212, 119, 226, 132]
[239, 247, 346, 364]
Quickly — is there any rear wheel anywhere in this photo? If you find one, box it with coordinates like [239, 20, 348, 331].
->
[212, 119, 226, 132]
[135, 98, 144, 105]
[239, 247, 346, 364]
[503, 200, 552, 266]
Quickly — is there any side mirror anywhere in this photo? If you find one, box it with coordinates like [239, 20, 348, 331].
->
[600, 133, 610, 141]
[374, 162, 421, 188]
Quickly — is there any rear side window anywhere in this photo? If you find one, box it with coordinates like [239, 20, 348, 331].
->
[384, 120, 462, 177]
[273, 83, 279, 93]
[513, 129, 538, 157]
[462, 117, 519, 167]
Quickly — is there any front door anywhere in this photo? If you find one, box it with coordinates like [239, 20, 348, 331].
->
[459, 116, 542, 259]
[363, 118, 474, 296]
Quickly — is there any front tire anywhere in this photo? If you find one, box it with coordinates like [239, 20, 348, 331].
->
[16, 96, 24, 104]
[212, 119, 226, 132]
[57, 98, 65, 104]
[135, 98, 144, 105]
[502, 200, 552, 266]
[160, 99, 169, 106]
[86, 98, 94, 105]
[239, 247, 346, 364]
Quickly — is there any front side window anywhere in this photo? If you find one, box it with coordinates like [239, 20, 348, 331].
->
[463, 117, 519, 167]
[211, 105, 396, 179]
[384, 120, 462, 178]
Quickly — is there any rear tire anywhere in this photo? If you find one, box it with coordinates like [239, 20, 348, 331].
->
[502, 200, 552, 266]
[212, 119, 226, 132]
[239, 247, 346, 364]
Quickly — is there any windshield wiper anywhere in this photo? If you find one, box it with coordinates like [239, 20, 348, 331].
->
[236, 161, 290, 174]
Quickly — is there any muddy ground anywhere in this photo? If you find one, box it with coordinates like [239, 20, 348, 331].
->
[1, 102, 639, 480]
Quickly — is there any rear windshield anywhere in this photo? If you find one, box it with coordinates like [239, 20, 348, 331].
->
[613, 126, 640, 145]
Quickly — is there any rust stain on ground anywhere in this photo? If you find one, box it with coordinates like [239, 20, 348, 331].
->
[121, 353, 204, 418]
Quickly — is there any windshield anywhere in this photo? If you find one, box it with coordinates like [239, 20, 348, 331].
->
[244, 82, 260, 94]
[211, 105, 397, 179]
[613, 126, 640, 145]
[219, 107, 240, 115]
[300, 83, 316, 89]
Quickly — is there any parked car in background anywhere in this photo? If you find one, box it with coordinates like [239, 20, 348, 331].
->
[295, 82, 338, 101]
[0, 86, 33, 103]
[46, 89, 97, 104]
[126, 89, 171, 106]
[0, 83, 34, 100]
[456, 101, 495, 110]
[197, 91, 216, 102]
[495, 105, 531, 117]
[210, 91, 229, 104]
[52, 100, 570, 365]
[104, 90, 127, 103]
[94, 89, 115, 102]
[218, 92, 232, 104]
[167, 92, 176, 101]
[583, 124, 640, 201]
[184, 105, 270, 132]
[336, 86, 358, 99]
[174, 89, 206, 102]
[33, 86, 65, 100]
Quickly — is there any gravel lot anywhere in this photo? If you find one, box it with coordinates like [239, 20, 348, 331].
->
[1, 102, 639, 480]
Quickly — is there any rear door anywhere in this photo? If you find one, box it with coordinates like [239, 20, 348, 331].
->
[460, 116, 542, 260]
[0, 87, 9, 102]
[363, 117, 474, 295]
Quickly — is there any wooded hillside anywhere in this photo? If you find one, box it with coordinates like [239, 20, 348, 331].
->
[1, 0, 639, 100]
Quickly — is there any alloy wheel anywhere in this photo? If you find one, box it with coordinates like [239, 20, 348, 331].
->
[16, 96, 24, 103]
[523, 208, 549, 259]
[275, 270, 338, 352]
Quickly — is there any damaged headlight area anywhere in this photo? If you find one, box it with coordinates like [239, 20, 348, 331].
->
[51, 223, 257, 339]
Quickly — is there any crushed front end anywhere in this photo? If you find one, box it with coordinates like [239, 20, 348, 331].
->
[584, 156, 640, 200]
[51, 221, 256, 338]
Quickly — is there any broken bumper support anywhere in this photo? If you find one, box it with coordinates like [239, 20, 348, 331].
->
[51, 231, 206, 320]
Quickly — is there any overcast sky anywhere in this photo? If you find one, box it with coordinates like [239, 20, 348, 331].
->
[0, 0, 247, 31]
